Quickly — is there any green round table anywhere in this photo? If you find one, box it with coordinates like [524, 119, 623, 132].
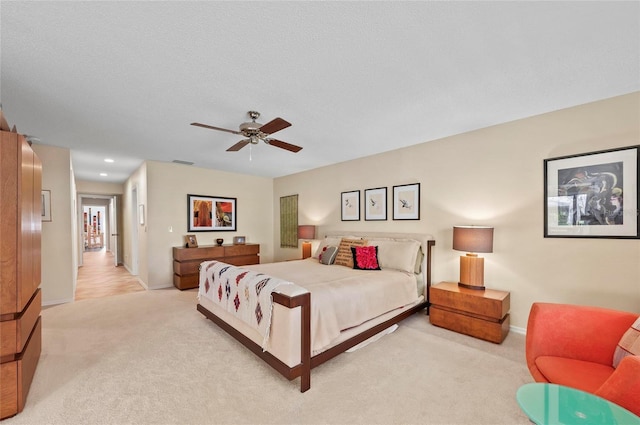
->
[516, 383, 639, 425]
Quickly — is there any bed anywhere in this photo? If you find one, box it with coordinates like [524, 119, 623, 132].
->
[196, 231, 435, 392]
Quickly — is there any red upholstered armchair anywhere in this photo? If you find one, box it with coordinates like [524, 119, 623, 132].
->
[526, 302, 640, 416]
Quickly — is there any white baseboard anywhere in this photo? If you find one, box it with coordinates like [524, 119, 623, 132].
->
[510, 325, 526, 335]
[42, 297, 74, 307]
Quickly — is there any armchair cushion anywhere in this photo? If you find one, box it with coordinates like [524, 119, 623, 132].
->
[535, 356, 613, 393]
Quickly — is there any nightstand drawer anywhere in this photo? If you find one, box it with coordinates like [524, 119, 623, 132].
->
[431, 306, 510, 343]
[430, 281, 509, 321]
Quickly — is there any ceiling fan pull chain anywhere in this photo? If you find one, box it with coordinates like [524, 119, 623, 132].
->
[249, 144, 253, 161]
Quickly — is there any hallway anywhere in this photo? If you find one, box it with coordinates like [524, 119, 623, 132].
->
[75, 249, 145, 301]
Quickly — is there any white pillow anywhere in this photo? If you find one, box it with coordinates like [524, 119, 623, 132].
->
[373, 239, 421, 273]
[319, 246, 338, 265]
[313, 237, 342, 258]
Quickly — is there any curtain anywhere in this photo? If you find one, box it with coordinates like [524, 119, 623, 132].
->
[280, 194, 298, 248]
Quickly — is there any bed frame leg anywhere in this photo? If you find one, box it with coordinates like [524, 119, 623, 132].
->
[300, 292, 311, 392]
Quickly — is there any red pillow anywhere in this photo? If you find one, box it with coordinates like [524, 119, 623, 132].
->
[351, 246, 380, 270]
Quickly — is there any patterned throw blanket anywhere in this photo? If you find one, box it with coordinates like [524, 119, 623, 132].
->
[198, 260, 292, 349]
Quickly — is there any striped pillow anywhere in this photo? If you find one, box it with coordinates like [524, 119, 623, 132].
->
[613, 316, 640, 368]
[334, 238, 367, 268]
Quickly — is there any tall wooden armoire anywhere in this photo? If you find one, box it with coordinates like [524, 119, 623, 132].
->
[0, 129, 42, 420]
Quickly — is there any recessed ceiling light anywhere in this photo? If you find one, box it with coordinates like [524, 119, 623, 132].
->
[100, 173, 108, 177]
[104, 158, 114, 163]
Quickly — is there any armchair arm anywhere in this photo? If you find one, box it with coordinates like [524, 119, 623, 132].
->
[595, 355, 640, 416]
[526, 303, 637, 381]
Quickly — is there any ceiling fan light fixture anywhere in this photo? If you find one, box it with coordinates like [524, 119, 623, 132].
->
[191, 110, 302, 153]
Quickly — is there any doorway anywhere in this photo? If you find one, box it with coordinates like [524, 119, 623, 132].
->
[76, 194, 143, 300]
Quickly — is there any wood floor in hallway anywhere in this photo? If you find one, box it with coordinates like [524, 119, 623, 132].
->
[76, 249, 145, 301]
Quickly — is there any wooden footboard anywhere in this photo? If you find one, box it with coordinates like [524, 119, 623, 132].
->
[197, 291, 312, 391]
[197, 294, 427, 392]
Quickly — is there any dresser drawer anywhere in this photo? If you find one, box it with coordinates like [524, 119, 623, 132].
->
[173, 246, 224, 262]
[431, 306, 509, 343]
[0, 289, 41, 359]
[0, 316, 41, 420]
[224, 244, 259, 257]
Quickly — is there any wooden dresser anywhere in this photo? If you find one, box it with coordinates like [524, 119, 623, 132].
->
[430, 281, 510, 343]
[1, 130, 42, 420]
[173, 244, 260, 290]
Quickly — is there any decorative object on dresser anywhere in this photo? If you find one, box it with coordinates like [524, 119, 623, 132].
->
[233, 236, 246, 245]
[1, 126, 42, 420]
[297, 225, 316, 259]
[452, 225, 494, 290]
[215, 238, 224, 246]
[172, 243, 260, 290]
[430, 282, 510, 343]
[185, 234, 198, 248]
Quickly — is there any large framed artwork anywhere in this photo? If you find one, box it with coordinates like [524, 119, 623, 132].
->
[364, 187, 387, 221]
[544, 145, 639, 238]
[188, 194, 237, 232]
[393, 183, 420, 220]
[341, 190, 360, 221]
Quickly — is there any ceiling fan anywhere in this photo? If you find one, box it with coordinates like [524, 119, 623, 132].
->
[191, 111, 302, 153]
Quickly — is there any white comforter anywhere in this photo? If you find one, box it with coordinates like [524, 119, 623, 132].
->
[240, 259, 420, 353]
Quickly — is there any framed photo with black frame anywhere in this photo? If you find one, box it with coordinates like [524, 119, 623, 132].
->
[393, 183, 420, 220]
[364, 187, 387, 221]
[544, 145, 639, 239]
[187, 194, 237, 232]
[341, 190, 360, 221]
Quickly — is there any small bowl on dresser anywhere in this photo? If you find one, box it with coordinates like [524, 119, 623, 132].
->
[216, 238, 224, 246]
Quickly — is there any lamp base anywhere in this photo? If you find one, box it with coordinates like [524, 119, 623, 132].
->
[301, 241, 312, 259]
[459, 253, 485, 290]
[458, 282, 486, 290]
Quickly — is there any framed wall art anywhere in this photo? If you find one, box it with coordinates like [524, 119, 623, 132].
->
[544, 145, 639, 238]
[341, 190, 360, 221]
[364, 187, 387, 221]
[188, 194, 237, 232]
[41, 190, 51, 222]
[393, 183, 420, 220]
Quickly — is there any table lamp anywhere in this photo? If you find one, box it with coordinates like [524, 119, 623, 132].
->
[453, 225, 494, 290]
[297, 225, 316, 259]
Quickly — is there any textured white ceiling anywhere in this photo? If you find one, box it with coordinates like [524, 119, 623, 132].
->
[2, 1, 639, 183]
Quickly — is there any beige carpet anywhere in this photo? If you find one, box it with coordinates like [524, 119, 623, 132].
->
[5, 289, 533, 425]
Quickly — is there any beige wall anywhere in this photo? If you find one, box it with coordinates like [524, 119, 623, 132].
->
[123, 162, 148, 283]
[76, 180, 124, 195]
[32, 144, 76, 305]
[125, 161, 274, 289]
[274, 93, 640, 330]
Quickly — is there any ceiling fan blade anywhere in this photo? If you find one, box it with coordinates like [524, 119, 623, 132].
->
[226, 140, 251, 152]
[259, 117, 291, 135]
[191, 122, 242, 135]
[266, 139, 302, 153]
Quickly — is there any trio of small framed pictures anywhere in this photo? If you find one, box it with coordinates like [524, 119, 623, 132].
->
[341, 183, 420, 221]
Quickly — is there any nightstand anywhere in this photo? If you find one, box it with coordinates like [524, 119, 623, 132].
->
[429, 281, 510, 343]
